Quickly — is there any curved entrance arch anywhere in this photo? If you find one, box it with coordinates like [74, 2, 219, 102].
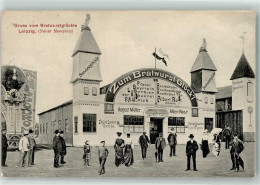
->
[105, 68, 198, 107]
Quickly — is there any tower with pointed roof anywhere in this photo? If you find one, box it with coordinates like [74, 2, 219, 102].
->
[190, 39, 218, 93]
[190, 39, 218, 132]
[71, 14, 103, 145]
[230, 52, 255, 141]
[71, 14, 102, 103]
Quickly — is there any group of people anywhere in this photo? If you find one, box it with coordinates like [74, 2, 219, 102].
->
[53, 130, 67, 168]
[2, 129, 36, 167]
[199, 124, 245, 172]
[1, 129, 36, 168]
[15, 129, 36, 167]
[1, 124, 245, 174]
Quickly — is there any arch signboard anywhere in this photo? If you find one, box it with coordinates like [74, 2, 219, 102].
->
[105, 68, 198, 107]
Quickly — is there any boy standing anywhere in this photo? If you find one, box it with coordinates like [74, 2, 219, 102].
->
[98, 141, 109, 175]
[83, 140, 91, 166]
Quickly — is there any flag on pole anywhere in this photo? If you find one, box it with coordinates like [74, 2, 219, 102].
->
[152, 48, 170, 66]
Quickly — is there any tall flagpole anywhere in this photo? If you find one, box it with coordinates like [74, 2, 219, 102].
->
[154, 47, 157, 106]
[155, 47, 157, 69]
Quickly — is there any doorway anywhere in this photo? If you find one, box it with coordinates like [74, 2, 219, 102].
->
[205, 118, 213, 132]
[150, 118, 163, 144]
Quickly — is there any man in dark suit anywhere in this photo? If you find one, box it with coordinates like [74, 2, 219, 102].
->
[223, 124, 232, 149]
[185, 134, 198, 171]
[138, 131, 150, 160]
[53, 130, 63, 168]
[28, 129, 36, 166]
[59, 131, 67, 164]
[1, 129, 8, 167]
[230, 133, 244, 171]
[155, 133, 166, 162]
[167, 128, 177, 157]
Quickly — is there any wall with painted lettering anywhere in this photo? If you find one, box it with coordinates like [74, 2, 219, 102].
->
[21, 69, 37, 133]
[232, 78, 255, 136]
[114, 78, 192, 108]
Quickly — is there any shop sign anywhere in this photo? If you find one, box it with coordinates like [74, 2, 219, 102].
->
[99, 119, 119, 129]
[118, 107, 141, 113]
[187, 122, 204, 130]
[105, 68, 198, 107]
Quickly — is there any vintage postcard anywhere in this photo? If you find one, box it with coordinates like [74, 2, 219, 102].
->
[1, 10, 256, 177]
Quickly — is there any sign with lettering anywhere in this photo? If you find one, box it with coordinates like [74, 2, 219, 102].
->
[105, 68, 198, 107]
[98, 119, 119, 129]
[232, 80, 244, 92]
[187, 122, 204, 130]
[21, 69, 37, 133]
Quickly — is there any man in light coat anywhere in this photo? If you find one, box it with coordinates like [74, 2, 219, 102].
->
[28, 129, 36, 166]
[167, 128, 177, 157]
[16, 132, 30, 167]
[155, 133, 166, 162]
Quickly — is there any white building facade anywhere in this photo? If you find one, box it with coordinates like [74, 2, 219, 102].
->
[70, 16, 217, 146]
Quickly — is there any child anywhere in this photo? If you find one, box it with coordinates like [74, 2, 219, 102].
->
[98, 141, 109, 175]
[83, 140, 91, 166]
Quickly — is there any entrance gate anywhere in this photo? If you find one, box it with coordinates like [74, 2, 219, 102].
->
[150, 118, 163, 144]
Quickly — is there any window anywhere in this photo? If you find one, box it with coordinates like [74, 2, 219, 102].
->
[58, 120, 62, 130]
[123, 115, 144, 133]
[104, 103, 114, 114]
[92, 87, 97, 96]
[74, 116, 78, 133]
[40, 124, 42, 134]
[192, 108, 199, 117]
[65, 119, 68, 133]
[52, 120, 56, 133]
[247, 82, 253, 97]
[210, 97, 214, 104]
[84, 87, 89, 95]
[83, 114, 96, 132]
[46, 123, 48, 133]
[205, 97, 208, 104]
[43, 123, 45, 133]
[168, 117, 185, 133]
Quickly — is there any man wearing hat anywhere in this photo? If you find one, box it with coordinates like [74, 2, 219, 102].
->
[138, 131, 150, 160]
[167, 128, 177, 157]
[98, 140, 109, 175]
[223, 124, 232, 149]
[230, 133, 244, 171]
[185, 134, 198, 171]
[59, 131, 67, 164]
[16, 132, 30, 167]
[155, 133, 166, 162]
[53, 130, 63, 168]
[1, 129, 8, 167]
[28, 129, 36, 166]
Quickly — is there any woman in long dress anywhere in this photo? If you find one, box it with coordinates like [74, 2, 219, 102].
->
[114, 132, 125, 167]
[201, 130, 210, 158]
[124, 132, 134, 167]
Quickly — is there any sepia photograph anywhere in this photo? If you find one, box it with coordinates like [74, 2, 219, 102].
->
[1, 10, 256, 177]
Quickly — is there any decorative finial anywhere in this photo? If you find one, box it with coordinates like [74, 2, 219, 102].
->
[81, 14, 91, 31]
[240, 32, 246, 54]
[12, 66, 17, 80]
[199, 38, 207, 52]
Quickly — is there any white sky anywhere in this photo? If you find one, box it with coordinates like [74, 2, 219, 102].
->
[1, 11, 256, 122]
